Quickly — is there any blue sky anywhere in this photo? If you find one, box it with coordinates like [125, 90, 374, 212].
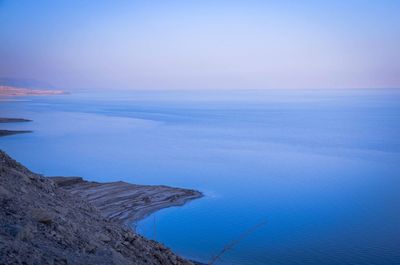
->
[0, 0, 399, 90]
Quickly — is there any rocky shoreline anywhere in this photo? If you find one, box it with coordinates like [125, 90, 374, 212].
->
[50, 177, 202, 226]
[0, 150, 203, 265]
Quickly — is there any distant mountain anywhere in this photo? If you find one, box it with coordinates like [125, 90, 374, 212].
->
[0, 77, 54, 89]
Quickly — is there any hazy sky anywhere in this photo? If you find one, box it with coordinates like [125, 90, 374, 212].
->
[0, 0, 399, 90]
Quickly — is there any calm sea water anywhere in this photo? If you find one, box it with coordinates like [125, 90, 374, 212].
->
[1, 89, 399, 265]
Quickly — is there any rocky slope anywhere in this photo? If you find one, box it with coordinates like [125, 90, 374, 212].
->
[0, 150, 198, 265]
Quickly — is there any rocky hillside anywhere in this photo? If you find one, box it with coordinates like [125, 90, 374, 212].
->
[0, 150, 195, 265]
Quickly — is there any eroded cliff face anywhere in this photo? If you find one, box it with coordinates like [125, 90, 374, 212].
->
[49, 176, 202, 225]
[0, 150, 194, 265]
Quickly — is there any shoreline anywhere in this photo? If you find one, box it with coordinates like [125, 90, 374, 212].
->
[0, 117, 203, 226]
[50, 176, 203, 226]
[0, 115, 206, 264]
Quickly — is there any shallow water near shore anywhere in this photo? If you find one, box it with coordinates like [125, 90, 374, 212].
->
[1, 89, 399, 264]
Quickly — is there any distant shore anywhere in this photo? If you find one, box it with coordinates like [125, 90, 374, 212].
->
[0, 117, 32, 137]
[0, 118, 32, 123]
[0, 86, 64, 136]
[0, 85, 66, 97]
[0, 130, 32, 137]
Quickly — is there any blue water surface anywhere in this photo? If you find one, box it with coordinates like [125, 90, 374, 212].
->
[0, 89, 399, 265]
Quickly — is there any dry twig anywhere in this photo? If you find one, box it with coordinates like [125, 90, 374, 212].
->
[209, 220, 267, 265]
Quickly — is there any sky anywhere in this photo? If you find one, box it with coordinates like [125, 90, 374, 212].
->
[0, 0, 399, 90]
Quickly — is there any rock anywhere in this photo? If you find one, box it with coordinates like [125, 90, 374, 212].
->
[54, 257, 68, 265]
[51, 177, 84, 187]
[3, 224, 22, 237]
[98, 233, 112, 243]
[0, 185, 12, 198]
[31, 209, 54, 225]
[85, 244, 97, 254]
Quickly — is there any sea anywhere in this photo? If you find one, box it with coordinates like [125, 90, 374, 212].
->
[1, 89, 399, 265]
